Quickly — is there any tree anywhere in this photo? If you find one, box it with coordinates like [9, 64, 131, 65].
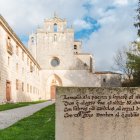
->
[113, 47, 133, 82]
[126, 0, 140, 86]
[127, 42, 140, 86]
[113, 0, 140, 86]
[134, 0, 140, 36]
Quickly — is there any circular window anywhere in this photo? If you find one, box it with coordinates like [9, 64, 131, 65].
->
[51, 57, 60, 67]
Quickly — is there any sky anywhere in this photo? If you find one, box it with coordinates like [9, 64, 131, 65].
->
[0, 0, 138, 71]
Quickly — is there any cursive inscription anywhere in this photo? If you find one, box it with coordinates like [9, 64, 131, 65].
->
[61, 93, 140, 119]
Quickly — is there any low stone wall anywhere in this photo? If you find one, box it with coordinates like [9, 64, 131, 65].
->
[56, 87, 140, 140]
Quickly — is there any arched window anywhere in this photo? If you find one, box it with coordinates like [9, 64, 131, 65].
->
[54, 23, 57, 32]
[74, 45, 77, 50]
[31, 37, 34, 44]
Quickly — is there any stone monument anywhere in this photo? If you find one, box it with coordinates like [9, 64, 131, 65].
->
[56, 87, 140, 140]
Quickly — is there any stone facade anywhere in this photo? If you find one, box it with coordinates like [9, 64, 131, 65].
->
[28, 15, 121, 99]
[0, 15, 121, 103]
[0, 15, 44, 103]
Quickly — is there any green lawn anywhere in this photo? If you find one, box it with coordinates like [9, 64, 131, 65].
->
[0, 104, 55, 140]
[0, 100, 46, 111]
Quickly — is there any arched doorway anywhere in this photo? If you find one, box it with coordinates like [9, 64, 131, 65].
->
[47, 74, 62, 100]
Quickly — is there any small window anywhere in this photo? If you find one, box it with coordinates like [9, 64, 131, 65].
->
[8, 56, 10, 65]
[7, 37, 11, 47]
[31, 37, 34, 44]
[27, 84, 29, 92]
[7, 36, 10, 43]
[84, 63, 87, 67]
[16, 46, 19, 56]
[16, 79, 19, 90]
[74, 45, 77, 50]
[22, 82, 24, 91]
[103, 78, 106, 83]
[54, 23, 57, 32]
[30, 61, 33, 72]
[30, 85, 32, 93]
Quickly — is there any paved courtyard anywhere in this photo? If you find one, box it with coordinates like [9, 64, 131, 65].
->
[0, 101, 54, 129]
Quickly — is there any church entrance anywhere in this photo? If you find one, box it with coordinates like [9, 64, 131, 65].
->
[50, 83, 56, 99]
[6, 80, 11, 102]
[48, 74, 62, 100]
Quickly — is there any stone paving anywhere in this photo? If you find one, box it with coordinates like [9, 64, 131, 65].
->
[0, 101, 54, 129]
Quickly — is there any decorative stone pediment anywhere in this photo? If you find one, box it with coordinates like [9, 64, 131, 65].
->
[45, 16, 66, 23]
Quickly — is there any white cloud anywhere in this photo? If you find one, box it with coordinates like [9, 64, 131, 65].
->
[0, 0, 87, 34]
[114, 0, 128, 5]
[85, 1, 137, 71]
[0, 0, 138, 71]
[73, 19, 91, 31]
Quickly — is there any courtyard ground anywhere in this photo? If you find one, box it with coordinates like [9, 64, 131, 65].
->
[0, 100, 46, 111]
[0, 104, 55, 140]
[0, 101, 54, 129]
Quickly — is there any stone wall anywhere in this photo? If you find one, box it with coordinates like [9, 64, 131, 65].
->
[56, 87, 140, 140]
[40, 70, 101, 99]
[28, 16, 121, 100]
[0, 15, 44, 103]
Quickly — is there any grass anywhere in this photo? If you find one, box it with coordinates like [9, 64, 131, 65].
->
[0, 100, 46, 111]
[0, 104, 55, 140]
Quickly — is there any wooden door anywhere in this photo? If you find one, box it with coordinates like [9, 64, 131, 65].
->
[50, 85, 56, 99]
[6, 81, 11, 101]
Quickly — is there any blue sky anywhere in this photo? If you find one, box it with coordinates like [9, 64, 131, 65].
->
[0, 0, 138, 71]
[75, 16, 101, 39]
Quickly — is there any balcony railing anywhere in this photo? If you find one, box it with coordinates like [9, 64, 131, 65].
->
[7, 42, 13, 55]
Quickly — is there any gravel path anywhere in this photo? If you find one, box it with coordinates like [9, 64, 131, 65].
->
[0, 101, 54, 129]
